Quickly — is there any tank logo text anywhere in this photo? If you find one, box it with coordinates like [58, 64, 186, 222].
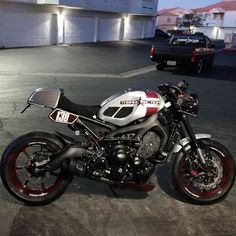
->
[120, 99, 160, 105]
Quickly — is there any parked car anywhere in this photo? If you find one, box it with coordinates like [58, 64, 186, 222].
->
[155, 29, 171, 40]
[150, 33, 215, 74]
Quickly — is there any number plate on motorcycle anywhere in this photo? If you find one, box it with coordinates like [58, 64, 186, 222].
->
[49, 109, 79, 124]
[167, 60, 176, 66]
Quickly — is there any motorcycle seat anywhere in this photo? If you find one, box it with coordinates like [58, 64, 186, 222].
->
[57, 95, 100, 118]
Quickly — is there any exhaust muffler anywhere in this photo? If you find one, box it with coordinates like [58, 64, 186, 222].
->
[46, 146, 94, 172]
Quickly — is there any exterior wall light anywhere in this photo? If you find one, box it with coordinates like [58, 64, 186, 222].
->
[124, 14, 130, 39]
[58, 10, 64, 44]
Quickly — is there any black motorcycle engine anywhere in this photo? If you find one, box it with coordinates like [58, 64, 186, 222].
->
[104, 132, 161, 182]
[136, 131, 161, 159]
[105, 142, 132, 181]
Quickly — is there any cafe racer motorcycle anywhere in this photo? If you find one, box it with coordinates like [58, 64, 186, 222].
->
[0, 81, 235, 205]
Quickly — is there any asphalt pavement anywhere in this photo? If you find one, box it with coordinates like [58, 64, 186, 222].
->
[0, 39, 236, 236]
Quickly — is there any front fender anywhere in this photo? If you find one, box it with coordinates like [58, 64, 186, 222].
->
[172, 134, 211, 154]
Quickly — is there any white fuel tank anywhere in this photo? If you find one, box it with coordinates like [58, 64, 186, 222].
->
[98, 89, 165, 126]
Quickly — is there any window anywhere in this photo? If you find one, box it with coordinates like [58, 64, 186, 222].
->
[171, 35, 206, 47]
[213, 13, 224, 20]
[167, 17, 171, 23]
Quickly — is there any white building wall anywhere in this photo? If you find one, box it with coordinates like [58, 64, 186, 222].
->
[59, 0, 157, 16]
[222, 11, 236, 27]
[145, 19, 155, 37]
[0, 0, 157, 48]
[0, 2, 3, 47]
[0, 3, 57, 47]
[59, 0, 125, 13]
[37, 0, 58, 4]
[195, 27, 216, 39]
[4, 0, 158, 16]
[195, 26, 236, 40]
[195, 10, 236, 40]
[4, 0, 38, 3]
[5, 0, 59, 4]
[128, 0, 157, 16]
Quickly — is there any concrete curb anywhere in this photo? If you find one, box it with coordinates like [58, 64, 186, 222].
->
[223, 48, 236, 52]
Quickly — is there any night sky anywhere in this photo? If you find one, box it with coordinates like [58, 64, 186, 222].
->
[158, 0, 222, 10]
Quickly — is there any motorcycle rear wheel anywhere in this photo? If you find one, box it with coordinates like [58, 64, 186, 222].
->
[169, 139, 235, 204]
[0, 131, 73, 205]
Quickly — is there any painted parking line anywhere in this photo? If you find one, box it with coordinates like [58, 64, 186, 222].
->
[0, 71, 120, 79]
[119, 65, 156, 78]
[0, 65, 156, 79]
[215, 48, 224, 53]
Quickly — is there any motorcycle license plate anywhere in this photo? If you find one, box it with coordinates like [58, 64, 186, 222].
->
[167, 60, 176, 66]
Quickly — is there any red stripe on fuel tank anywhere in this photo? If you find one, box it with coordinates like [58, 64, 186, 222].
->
[146, 107, 158, 116]
[145, 91, 158, 99]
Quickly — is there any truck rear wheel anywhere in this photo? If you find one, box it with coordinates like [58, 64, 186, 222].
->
[207, 58, 214, 68]
[156, 63, 165, 71]
[194, 59, 203, 74]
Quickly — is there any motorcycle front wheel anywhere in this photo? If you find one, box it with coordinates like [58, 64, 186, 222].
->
[0, 131, 73, 205]
[170, 139, 235, 204]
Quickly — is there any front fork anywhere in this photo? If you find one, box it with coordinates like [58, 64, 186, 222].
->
[181, 114, 206, 165]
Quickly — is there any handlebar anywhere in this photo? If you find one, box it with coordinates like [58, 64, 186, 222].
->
[159, 83, 182, 95]
[177, 80, 189, 91]
[158, 80, 189, 95]
[158, 80, 190, 104]
[158, 80, 199, 116]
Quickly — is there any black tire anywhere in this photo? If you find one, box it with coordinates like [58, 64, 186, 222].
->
[193, 58, 203, 74]
[169, 139, 235, 204]
[156, 63, 165, 71]
[206, 58, 214, 68]
[0, 131, 73, 205]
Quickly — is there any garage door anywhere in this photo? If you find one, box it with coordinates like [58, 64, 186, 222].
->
[145, 20, 154, 38]
[98, 18, 121, 41]
[2, 11, 53, 48]
[125, 18, 144, 39]
[64, 16, 95, 44]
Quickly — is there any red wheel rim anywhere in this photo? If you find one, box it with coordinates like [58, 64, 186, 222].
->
[178, 146, 232, 199]
[8, 142, 63, 198]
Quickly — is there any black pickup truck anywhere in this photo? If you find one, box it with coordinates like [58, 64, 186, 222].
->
[150, 33, 215, 74]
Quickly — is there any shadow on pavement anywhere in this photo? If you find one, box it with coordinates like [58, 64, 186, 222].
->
[166, 64, 236, 82]
[0, 165, 188, 204]
[155, 163, 188, 203]
[67, 164, 189, 203]
[68, 178, 149, 200]
[10, 205, 91, 236]
[199, 65, 236, 81]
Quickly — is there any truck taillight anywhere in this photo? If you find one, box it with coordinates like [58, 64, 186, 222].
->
[191, 50, 196, 62]
[150, 46, 154, 59]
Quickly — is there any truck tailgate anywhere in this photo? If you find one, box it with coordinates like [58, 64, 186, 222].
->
[152, 46, 194, 62]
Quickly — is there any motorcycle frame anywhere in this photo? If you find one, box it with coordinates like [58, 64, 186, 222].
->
[65, 112, 183, 157]
[44, 104, 209, 175]
[68, 109, 205, 159]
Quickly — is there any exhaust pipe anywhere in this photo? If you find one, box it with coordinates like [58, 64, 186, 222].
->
[46, 147, 95, 172]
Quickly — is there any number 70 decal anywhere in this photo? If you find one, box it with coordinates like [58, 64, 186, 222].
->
[49, 109, 79, 124]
